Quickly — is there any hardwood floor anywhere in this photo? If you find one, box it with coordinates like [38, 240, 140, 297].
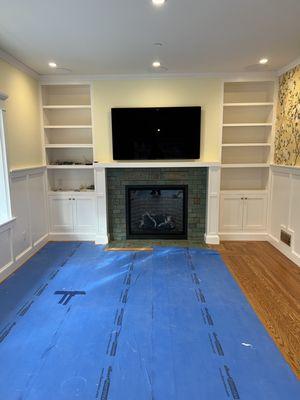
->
[210, 241, 300, 379]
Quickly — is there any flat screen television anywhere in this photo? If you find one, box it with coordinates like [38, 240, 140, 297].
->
[111, 106, 201, 160]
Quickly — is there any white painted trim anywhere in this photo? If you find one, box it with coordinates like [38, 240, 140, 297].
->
[270, 164, 300, 174]
[0, 166, 49, 282]
[268, 164, 300, 267]
[0, 217, 16, 232]
[268, 234, 300, 267]
[0, 233, 49, 283]
[0, 48, 39, 79]
[95, 161, 220, 169]
[10, 165, 46, 178]
[204, 234, 220, 245]
[39, 71, 277, 84]
[277, 56, 300, 76]
[219, 232, 269, 240]
[95, 234, 109, 245]
[0, 109, 13, 221]
[206, 166, 221, 244]
[48, 233, 96, 241]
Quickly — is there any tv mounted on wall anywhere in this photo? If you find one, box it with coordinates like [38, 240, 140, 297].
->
[111, 106, 201, 160]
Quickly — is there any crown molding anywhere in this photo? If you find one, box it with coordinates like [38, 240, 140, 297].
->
[39, 70, 277, 84]
[0, 48, 39, 80]
[277, 56, 300, 76]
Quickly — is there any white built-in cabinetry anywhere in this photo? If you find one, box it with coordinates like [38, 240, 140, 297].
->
[41, 84, 96, 238]
[49, 193, 96, 234]
[219, 81, 275, 238]
[219, 191, 268, 232]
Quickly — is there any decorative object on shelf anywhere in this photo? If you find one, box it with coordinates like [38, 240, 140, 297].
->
[42, 84, 95, 194]
[50, 160, 93, 166]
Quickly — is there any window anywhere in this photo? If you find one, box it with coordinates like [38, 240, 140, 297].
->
[0, 93, 12, 225]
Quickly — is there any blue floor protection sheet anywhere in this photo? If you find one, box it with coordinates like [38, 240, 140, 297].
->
[0, 242, 299, 400]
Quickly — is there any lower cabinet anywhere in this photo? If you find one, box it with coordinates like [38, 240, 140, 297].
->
[219, 191, 268, 232]
[49, 193, 96, 234]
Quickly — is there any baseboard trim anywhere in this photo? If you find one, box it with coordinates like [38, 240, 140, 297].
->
[48, 233, 96, 241]
[204, 234, 220, 245]
[0, 234, 49, 283]
[95, 234, 109, 245]
[219, 232, 269, 241]
[268, 234, 300, 267]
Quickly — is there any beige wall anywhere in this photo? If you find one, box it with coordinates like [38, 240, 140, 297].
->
[92, 78, 222, 162]
[0, 59, 42, 170]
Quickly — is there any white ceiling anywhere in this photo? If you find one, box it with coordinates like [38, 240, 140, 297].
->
[0, 0, 299, 75]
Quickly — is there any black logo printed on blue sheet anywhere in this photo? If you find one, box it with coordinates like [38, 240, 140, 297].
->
[54, 290, 86, 305]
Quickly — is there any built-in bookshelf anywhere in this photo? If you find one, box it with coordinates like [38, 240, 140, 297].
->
[221, 81, 275, 191]
[41, 84, 95, 193]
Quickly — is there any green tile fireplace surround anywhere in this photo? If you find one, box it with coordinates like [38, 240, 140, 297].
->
[106, 167, 208, 242]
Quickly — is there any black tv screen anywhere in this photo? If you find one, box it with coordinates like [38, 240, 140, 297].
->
[111, 106, 201, 160]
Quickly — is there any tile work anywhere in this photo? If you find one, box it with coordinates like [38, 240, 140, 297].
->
[106, 168, 208, 241]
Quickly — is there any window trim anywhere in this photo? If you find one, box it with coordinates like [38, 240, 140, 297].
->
[0, 92, 12, 225]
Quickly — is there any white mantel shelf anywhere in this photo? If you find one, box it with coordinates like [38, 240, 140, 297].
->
[94, 161, 220, 169]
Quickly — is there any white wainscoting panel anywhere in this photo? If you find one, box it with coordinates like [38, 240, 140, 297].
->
[29, 172, 48, 245]
[290, 173, 300, 258]
[11, 174, 31, 259]
[0, 222, 14, 279]
[0, 166, 48, 282]
[269, 165, 300, 266]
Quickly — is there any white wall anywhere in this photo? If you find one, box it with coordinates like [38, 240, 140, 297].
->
[269, 165, 300, 266]
[0, 167, 48, 282]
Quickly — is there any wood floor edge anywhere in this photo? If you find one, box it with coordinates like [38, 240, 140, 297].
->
[211, 241, 300, 379]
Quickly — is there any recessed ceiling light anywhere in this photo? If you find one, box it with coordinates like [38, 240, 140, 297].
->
[48, 62, 57, 68]
[152, 61, 161, 68]
[259, 58, 268, 65]
[152, 0, 166, 6]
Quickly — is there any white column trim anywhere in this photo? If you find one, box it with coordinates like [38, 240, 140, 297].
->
[95, 167, 109, 244]
[205, 166, 221, 244]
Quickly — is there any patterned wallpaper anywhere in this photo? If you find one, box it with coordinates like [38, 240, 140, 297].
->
[274, 64, 300, 166]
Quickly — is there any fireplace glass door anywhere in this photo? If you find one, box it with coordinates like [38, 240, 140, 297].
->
[126, 185, 188, 239]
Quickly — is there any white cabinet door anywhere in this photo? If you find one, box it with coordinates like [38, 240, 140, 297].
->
[73, 196, 96, 233]
[49, 196, 74, 233]
[219, 194, 244, 232]
[243, 194, 267, 231]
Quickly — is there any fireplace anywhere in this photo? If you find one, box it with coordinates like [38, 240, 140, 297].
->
[126, 185, 188, 239]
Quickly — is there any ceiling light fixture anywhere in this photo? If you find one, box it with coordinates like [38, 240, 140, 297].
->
[152, 0, 166, 7]
[259, 58, 268, 65]
[48, 62, 57, 68]
[152, 61, 161, 68]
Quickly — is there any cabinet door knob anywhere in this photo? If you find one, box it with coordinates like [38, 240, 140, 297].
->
[245, 197, 248, 200]
[69, 198, 71, 200]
